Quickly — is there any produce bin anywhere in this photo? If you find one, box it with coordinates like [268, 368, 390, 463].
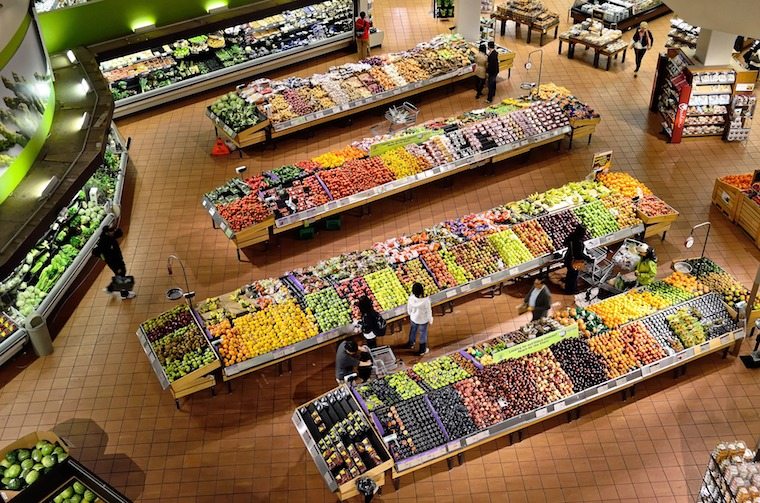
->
[711, 177, 744, 222]
[0, 431, 69, 501]
[25, 313, 52, 357]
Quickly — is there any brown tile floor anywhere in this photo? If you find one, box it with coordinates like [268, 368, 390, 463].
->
[3, 1, 760, 501]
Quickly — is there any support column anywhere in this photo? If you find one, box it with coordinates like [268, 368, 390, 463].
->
[454, 0, 481, 43]
[694, 29, 737, 66]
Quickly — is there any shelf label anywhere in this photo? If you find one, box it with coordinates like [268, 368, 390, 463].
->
[482, 275, 494, 285]
[642, 360, 661, 376]
[597, 384, 609, 393]
[208, 207, 216, 217]
[553, 401, 567, 412]
[508, 268, 519, 276]
[446, 290, 457, 299]
[616, 377, 627, 387]
[460, 284, 471, 293]
[535, 408, 548, 418]
[709, 338, 722, 350]
[465, 431, 489, 445]
[720, 333, 732, 344]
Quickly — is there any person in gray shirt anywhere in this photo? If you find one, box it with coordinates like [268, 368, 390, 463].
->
[335, 340, 369, 383]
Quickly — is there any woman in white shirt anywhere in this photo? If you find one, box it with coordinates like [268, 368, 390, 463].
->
[406, 283, 433, 356]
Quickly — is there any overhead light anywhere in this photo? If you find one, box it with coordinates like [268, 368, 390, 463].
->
[79, 112, 90, 130]
[40, 176, 59, 199]
[207, 1, 228, 13]
[80, 78, 90, 94]
[66, 50, 77, 64]
[132, 21, 156, 33]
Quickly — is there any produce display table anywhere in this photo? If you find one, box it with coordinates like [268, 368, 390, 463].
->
[293, 266, 748, 492]
[710, 173, 760, 251]
[598, 44, 628, 71]
[0, 124, 129, 367]
[569, 2, 672, 32]
[711, 175, 746, 222]
[492, 13, 560, 46]
[559, 35, 627, 70]
[566, 116, 601, 147]
[637, 195, 679, 240]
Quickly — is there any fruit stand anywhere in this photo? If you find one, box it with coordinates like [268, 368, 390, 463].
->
[711, 173, 760, 251]
[203, 86, 600, 252]
[0, 431, 129, 502]
[205, 36, 515, 149]
[140, 169, 667, 394]
[293, 263, 746, 491]
[0, 125, 129, 367]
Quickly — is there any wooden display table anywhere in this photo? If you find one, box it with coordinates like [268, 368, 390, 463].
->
[569, 3, 672, 32]
[711, 177, 745, 222]
[736, 195, 760, 240]
[637, 202, 679, 241]
[492, 12, 560, 46]
[566, 116, 601, 147]
[559, 34, 626, 70]
[598, 44, 628, 71]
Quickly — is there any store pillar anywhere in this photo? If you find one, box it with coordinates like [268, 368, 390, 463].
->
[694, 29, 737, 66]
[455, 0, 481, 42]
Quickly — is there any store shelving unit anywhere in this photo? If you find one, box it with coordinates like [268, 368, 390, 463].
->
[493, 0, 561, 46]
[650, 49, 757, 143]
[665, 18, 699, 49]
[0, 124, 129, 367]
[98, 0, 356, 118]
[699, 441, 760, 502]
[569, 0, 671, 31]
[433, 0, 455, 19]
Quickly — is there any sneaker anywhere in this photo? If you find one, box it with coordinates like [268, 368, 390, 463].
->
[122, 291, 136, 300]
[417, 347, 429, 356]
[486, 99, 493, 104]
[405, 343, 415, 350]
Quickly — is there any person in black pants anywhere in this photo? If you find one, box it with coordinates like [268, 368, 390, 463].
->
[523, 277, 552, 321]
[631, 22, 654, 76]
[92, 226, 135, 299]
[563, 224, 591, 294]
[486, 41, 499, 103]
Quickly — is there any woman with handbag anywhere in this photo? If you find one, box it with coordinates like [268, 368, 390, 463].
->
[563, 224, 591, 294]
[631, 21, 654, 77]
[356, 295, 386, 348]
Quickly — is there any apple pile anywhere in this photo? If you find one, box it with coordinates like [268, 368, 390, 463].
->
[617, 322, 666, 364]
[512, 220, 555, 257]
[550, 337, 609, 391]
[479, 360, 547, 418]
[637, 195, 677, 218]
[394, 258, 439, 296]
[487, 229, 534, 267]
[334, 277, 382, 320]
[412, 356, 471, 390]
[428, 385, 480, 440]
[419, 250, 459, 289]
[448, 238, 503, 279]
[438, 249, 473, 284]
[386, 371, 425, 400]
[587, 331, 639, 378]
[142, 305, 195, 342]
[573, 201, 620, 238]
[319, 168, 359, 199]
[453, 377, 505, 428]
[364, 268, 409, 311]
[304, 287, 352, 332]
[341, 157, 395, 191]
[521, 349, 575, 402]
[537, 210, 584, 249]
[662, 272, 709, 296]
[451, 352, 479, 375]
[601, 193, 641, 229]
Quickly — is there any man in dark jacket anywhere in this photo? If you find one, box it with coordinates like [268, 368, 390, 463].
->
[563, 224, 591, 294]
[523, 277, 552, 321]
[486, 41, 499, 103]
[92, 226, 135, 299]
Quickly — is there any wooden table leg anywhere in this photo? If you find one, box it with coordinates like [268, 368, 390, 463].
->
[606, 55, 611, 71]
[558, 39, 563, 54]
[554, 25, 559, 39]
[540, 30, 545, 46]
[622, 48, 627, 63]
[527, 26, 532, 44]
[593, 50, 600, 68]
[515, 22, 521, 38]
[500, 19, 506, 36]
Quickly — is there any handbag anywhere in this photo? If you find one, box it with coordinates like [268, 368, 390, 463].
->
[571, 260, 585, 271]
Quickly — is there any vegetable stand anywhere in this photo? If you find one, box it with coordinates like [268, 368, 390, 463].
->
[139, 169, 663, 395]
[203, 88, 599, 253]
[0, 124, 129, 367]
[292, 276, 745, 493]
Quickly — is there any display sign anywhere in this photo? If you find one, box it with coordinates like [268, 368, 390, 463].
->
[369, 130, 435, 157]
[591, 150, 613, 174]
[493, 324, 579, 362]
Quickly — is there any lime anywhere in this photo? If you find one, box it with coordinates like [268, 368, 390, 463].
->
[24, 470, 39, 485]
[16, 449, 30, 462]
[41, 455, 55, 468]
[73, 481, 86, 494]
[20, 459, 33, 470]
[40, 444, 54, 457]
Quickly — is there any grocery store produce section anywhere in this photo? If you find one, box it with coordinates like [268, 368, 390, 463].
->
[140, 170, 683, 395]
[99, 0, 355, 117]
[0, 126, 129, 366]
[203, 84, 600, 249]
[294, 261, 747, 496]
[206, 35, 515, 147]
[0, 431, 129, 502]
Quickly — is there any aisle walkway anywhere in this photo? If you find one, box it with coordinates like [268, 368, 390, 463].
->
[2, 0, 760, 501]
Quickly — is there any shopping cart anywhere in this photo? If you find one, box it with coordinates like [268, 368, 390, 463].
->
[576, 238, 645, 305]
[369, 345, 405, 379]
[384, 102, 419, 132]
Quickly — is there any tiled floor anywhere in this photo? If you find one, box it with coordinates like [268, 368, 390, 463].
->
[3, 1, 760, 501]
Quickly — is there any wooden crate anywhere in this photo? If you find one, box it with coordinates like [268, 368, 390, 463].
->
[736, 195, 760, 238]
[711, 177, 744, 222]
[336, 460, 393, 501]
[233, 216, 274, 248]
[0, 432, 69, 502]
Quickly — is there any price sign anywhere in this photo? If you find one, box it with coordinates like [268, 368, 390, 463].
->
[509, 268, 519, 277]
[460, 284, 471, 293]
[709, 338, 722, 350]
[535, 408, 548, 418]
[720, 333, 732, 344]
[616, 377, 627, 387]
[700, 341, 711, 352]
[597, 384, 608, 394]
[465, 431, 489, 446]
[553, 401, 567, 412]
[208, 207, 216, 217]
[482, 275, 494, 285]
[446, 290, 457, 299]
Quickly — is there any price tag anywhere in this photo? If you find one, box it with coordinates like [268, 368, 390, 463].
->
[509, 268, 519, 276]
[482, 275, 494, 285]
[709, 338, 722, 349]
[553, 401, 567, 412]
[586, 238, 600, 248]
[316, 334, 328, 344]
[465, 431, 489, 445]
[700, 341, 712, 352]
[535, 408, 548, 418]
[642, 360, 661, 376]
[446, 290, 457, 299]
[208, 207, 216, 217]
[219, 222, 228, 232]
[597, 384, 608, 393]
[616, 377, 627, 387]
[720, 333, 732, 344]
[460, 284, 471, 293]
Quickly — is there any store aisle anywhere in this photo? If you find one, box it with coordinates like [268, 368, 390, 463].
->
[2, 0, 760, 501]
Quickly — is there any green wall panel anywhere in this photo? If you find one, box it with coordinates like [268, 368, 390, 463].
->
[38, 0, 274, 53]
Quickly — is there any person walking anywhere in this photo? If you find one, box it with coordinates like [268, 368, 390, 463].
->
[486, 41, 499, 103]
[522, 277, 552, 321]
[563, 224, 591, 294]
[406, 282, 432, 356]
[355, 11, 372, 59]
[92, 225, 135, 299]
[357, 295, 386, 349]
[474, 44, 488, 99]
[631, 22, 654, 77]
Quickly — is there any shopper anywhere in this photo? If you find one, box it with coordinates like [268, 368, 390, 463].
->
[486, 41, 499, 103]
[474, 44, 488, 99]
[355, 11, 372, 59]
[523, 277, 552, 321]
[357, 295, 386, 348]
[92, 225, 135, 299]
[406, 282, 432, 356]
[747, 47, 760, 73]
[563, 224, 591, 294]
[335, 339, 369, 383]
[635, 243, 658, 286]
[631, 22, 654, 76]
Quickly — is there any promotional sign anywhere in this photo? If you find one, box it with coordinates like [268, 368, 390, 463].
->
[493, 324, 579, 362]
[369, 130, 436, 157]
